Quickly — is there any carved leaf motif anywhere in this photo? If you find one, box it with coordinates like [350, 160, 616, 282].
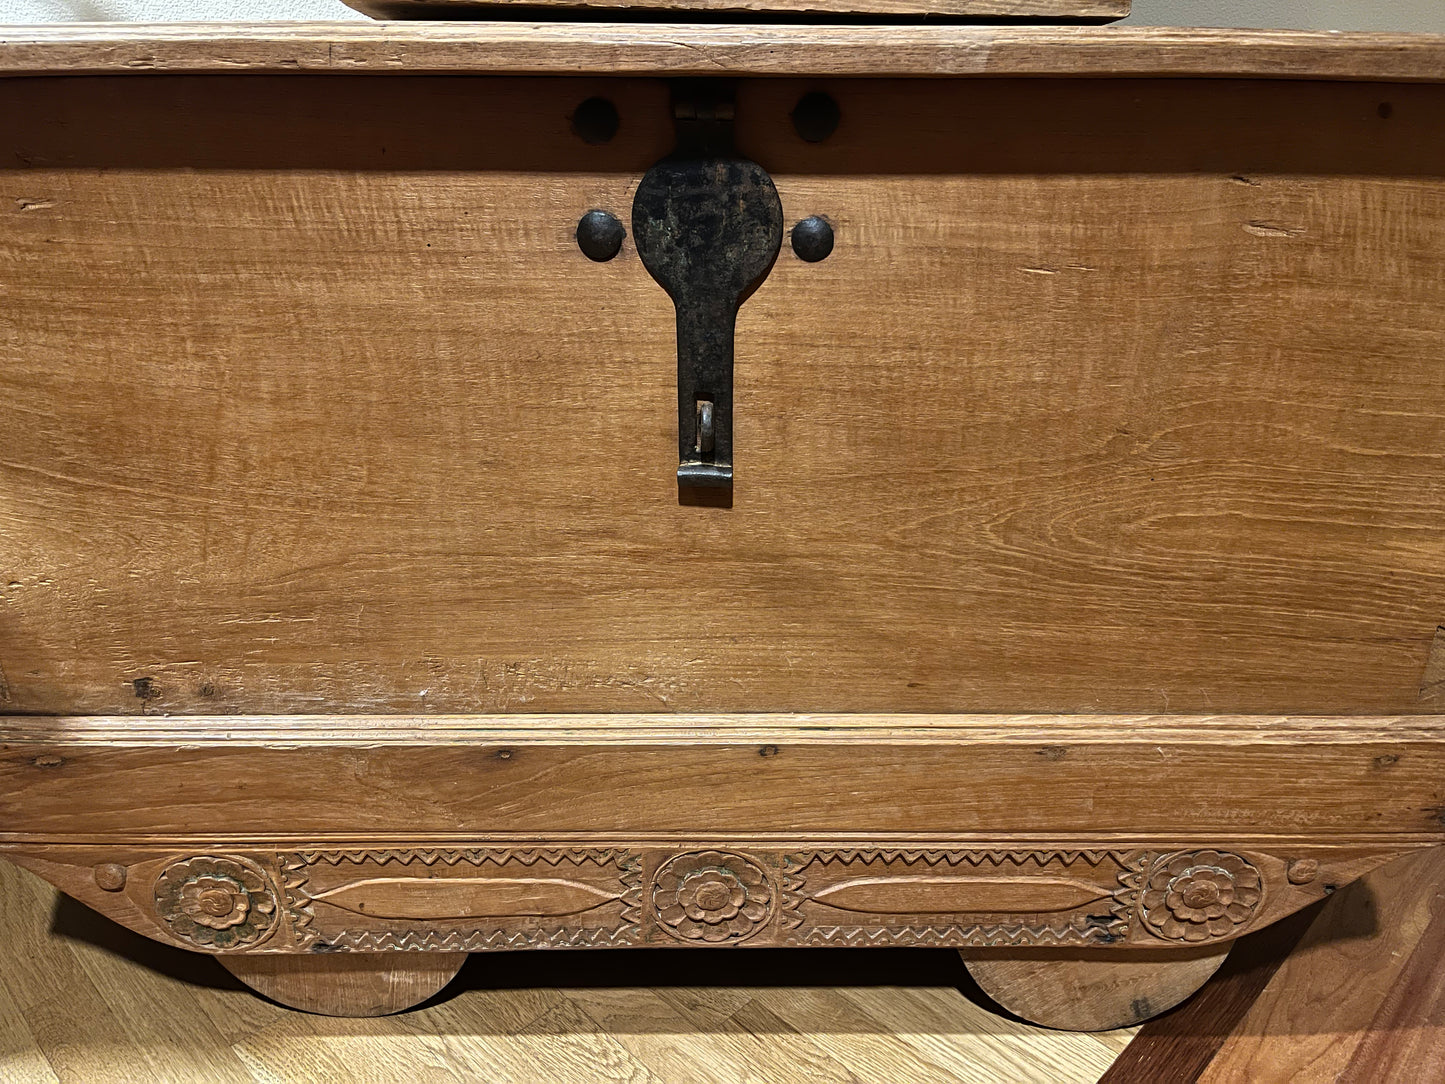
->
[312, 876, 621, 919]
[812, 875, 1113, 916]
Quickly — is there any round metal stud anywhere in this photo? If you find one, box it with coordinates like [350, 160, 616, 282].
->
[790, 91, 841, 143]
[790, 216, 835, 263]
[572, 97, 620, 145]
[577, 210, 626, 262]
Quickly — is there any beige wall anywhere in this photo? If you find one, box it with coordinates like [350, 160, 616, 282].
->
[1124, 0, 1445, 30]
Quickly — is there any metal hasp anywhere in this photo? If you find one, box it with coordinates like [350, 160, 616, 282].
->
[633, 82, 784, 491]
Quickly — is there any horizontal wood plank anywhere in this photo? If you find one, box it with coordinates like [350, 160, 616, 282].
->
[0, 25, 1443, 81]
[3, 715, 1443, 842]
[3, 713, 1445, 746]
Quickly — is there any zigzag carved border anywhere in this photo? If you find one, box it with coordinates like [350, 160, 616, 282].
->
[793, 924, 1106, 948]
[102, 843, 1343, 952]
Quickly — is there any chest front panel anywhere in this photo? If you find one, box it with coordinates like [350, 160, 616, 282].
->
[2, 74, 1443, 716]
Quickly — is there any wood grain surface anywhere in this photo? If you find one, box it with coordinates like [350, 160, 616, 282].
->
[0, 25, 1444, 80]
[220, 953, 467, 1016]
[1101, 847, 1445, 1081]
[3, 715, 1444, 843]
[1196, 848, 1445, 1082]
[3, 34, 1444, 1036]
[342, 0, 1129, 19]
[4, 712, 1435, 959]
[3, 75, 1444, 717]
[1336, 877, 1445, 1081]
[0, 860, 1134, 1083]
[1096, 905, 1320, 1082]
[1100, 853, 1445, 1080]
[963, 945, 1230, 1031]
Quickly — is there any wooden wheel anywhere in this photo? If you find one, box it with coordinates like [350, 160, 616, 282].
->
[220, 953, 467, 1016]
[961, 944, 1230, 1031]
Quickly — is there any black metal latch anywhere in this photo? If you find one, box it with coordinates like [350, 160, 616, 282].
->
[632, 83, 784, 492]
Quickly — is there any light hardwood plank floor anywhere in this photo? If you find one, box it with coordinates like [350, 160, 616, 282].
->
[0, 862, 1130, 1083]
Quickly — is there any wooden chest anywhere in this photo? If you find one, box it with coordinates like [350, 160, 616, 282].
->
[2, 21, 1444, 1024]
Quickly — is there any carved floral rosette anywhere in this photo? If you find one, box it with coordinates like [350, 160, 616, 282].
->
[153, 855, 280, 950]
[651, 850, 773, 943]
[1140, 850, 1264, 942]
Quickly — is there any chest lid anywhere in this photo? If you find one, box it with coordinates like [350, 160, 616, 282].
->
[339, 0, 1127, 26]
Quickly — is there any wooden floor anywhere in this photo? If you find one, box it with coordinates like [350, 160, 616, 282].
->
[0, 861, 1132, 1083]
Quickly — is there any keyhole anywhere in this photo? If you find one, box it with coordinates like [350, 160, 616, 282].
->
[696, 399, 715, 456]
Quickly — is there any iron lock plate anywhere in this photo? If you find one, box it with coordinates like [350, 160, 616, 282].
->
[632, 82, 784, 492]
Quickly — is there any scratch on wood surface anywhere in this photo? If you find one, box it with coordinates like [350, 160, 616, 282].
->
[665, 39, 730, 72]
[1244, 220, 1305, 238]
[1020, 264, 1095, 275]
[1419, 626, 1445, 703]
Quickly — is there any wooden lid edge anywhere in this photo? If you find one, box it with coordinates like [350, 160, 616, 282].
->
[1, 23, 1444, 81]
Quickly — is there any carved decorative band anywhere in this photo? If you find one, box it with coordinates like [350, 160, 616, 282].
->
[282, 847, 645, 952]
[121, 843, 1332, 952]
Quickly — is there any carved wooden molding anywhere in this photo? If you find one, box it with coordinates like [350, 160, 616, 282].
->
[652, 851, 772, 944]
[1, 841, 1404, 955]
[154, 855, 282, 951]
[285, 848, 644, 952]
[1139, 850, 1264, 943]
[782, 848, 1143, 948]
[6, 715, 1426, 958]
